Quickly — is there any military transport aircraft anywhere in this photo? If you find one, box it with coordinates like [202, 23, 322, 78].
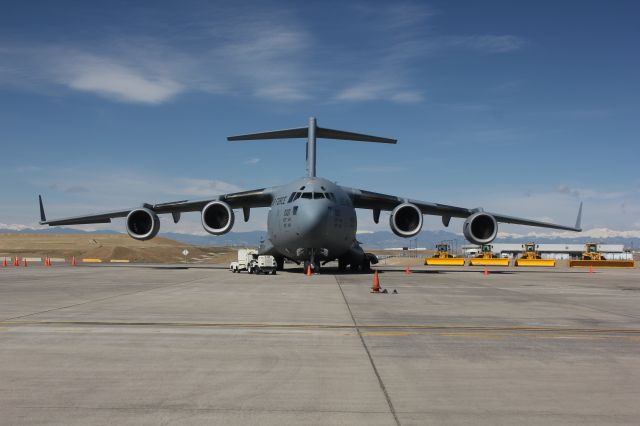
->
[38, 117, 582, 272]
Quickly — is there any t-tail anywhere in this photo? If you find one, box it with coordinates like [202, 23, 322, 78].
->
[227, 117, 397, 177]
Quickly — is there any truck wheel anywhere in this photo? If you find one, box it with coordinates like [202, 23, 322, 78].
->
[271, 270, 276, 275]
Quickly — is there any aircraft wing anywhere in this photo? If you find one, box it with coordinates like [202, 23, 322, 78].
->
[38, 188, 274, 226]
[341, 186, 582, 232]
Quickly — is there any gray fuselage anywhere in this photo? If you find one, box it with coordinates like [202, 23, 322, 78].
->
[265, 177, 360, 263]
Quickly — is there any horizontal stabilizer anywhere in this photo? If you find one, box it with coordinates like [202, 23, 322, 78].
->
[226, 117, 396, 177]
[228, 127, 307, 141]
[227, 126, 396, 144]
[316, 127, 396, 144]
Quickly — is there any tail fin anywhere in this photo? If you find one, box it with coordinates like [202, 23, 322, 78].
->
[227, 117, 396, 177]
[575, 202, 583, 231]
[38, 195, 46, 224]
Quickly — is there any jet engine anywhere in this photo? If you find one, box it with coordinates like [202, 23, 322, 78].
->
[126, 208, 160, 241]
[389, 203, 423, 238]
[201, 201, 235, 235]
[462, 212, 498, 245]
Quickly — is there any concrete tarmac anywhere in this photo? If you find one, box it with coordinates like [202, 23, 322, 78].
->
[1, 265, 639, 425]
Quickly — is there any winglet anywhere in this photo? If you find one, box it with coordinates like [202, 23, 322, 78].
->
[575, 202, 583, 231]
[38, 195, 47, 224]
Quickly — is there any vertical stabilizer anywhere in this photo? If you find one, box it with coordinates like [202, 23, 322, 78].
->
[307, 117, 317, 177]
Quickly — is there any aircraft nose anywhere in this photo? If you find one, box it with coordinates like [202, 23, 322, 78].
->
[298, 203, 331, 239]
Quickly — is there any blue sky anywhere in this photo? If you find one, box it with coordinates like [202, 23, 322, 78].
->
[1, 0, 639, 238]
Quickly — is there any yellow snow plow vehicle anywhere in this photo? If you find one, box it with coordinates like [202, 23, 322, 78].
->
[515, 243, 556, 267]
[469, 244, 509, 266]
[425, 243, 465, 266]
[569, 243, 635, 268]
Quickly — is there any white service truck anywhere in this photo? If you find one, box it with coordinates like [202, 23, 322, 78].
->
[230, 249, 277, 275]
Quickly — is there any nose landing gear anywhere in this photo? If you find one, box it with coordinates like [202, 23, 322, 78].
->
[303, 258, 321, 274]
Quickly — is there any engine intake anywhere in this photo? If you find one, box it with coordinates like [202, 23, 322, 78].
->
[202, 201, 234, 235]
[389, 203, 423, 238]
[463, 212, 498, 245]
[126, 208, 160, 241]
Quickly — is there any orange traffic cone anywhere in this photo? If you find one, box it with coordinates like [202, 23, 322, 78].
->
[306, 264, 312, 276]
[72, 256, 76, 267]
[483, 266, 489, 276]
[14, 257, 19, 267]
[3, 258, 6, 267]
[371, 270, 381, 293]
[405, 265, 411, 275]
[589, 264, 593, 274]
[23, 258, 27, 267]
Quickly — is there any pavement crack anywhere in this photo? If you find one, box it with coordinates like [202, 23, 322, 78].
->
[335, 276, 401, 426]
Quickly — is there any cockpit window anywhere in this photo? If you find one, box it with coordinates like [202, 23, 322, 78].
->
[287, 193, 296, 203]
[313, 192, 325, 199]
[324, 192, 333, 200]
[293, 192, 301, 201]
[301, 192, 312, 199]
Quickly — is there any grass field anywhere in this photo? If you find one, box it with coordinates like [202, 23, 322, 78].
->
[0, 234, 236, 264]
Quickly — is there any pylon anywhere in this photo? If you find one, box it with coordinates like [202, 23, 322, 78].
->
[14, 257, 19, 267]
[589, 264, 593, 274]
[46, 258, 51, 267]
[3, 258, 6, 267]
[371, 270, 381, 293]
[405, 265, 411, 275]
[23, 258, 27, 267]
[484, 266, 489, 276]
[306, 264, 312, 276]
[72, 256, 76, 267]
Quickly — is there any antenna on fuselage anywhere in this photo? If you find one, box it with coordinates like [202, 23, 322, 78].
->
[227, 117, 397, 178]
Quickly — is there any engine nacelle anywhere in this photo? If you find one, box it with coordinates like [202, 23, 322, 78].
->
[389, 203, 423, 238]
[463, 212, 498, 245]
[201, 201, 234, 235]
[126, 208, 160, 241]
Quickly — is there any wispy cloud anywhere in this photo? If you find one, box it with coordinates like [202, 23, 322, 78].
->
[244, 158, 261, 165]
[0, 3, 526, 105]
[439, 35, 525, 53]
[60, 56, 184, 104]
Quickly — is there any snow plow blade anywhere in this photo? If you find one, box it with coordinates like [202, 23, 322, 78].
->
[469, 258, 510, 266]
[425, 258, 465, 266]
[515, 259, 556, 267]
[569, 260, 635, 268]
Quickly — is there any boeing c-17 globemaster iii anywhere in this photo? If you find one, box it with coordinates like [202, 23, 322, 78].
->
[38, 117, 582, 273]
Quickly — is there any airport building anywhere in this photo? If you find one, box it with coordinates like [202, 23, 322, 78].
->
[462, 243, 633, 260]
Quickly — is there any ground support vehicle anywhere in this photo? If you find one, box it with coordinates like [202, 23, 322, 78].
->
[469, 244, 509, 266]
[425, 243, 465, 266]
[569, 243, 635, 268]
[515, 242, 556, 267]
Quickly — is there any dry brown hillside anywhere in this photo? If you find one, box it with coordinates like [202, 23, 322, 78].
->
[0, 234, 236, 264]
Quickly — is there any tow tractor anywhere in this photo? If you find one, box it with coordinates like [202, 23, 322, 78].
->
[469, 244, 510, 266]
[569, 243, 635, 268]
[425, 243, 465, 266]
[230, 249, 277, 274]
[515, 242, 555, 267]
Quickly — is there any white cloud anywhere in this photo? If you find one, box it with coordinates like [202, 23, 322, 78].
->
[335, 79, 423, 103]
[61, 58, 184, 104]
[176, 178, 243, 197]
[0, 223, 42, 231]
[0, 4, 526, 105]
[244, 158, 261, 165]
[498, 228, 640, 239]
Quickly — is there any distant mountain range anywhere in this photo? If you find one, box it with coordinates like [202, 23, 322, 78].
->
[1, 227, 638, 250]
